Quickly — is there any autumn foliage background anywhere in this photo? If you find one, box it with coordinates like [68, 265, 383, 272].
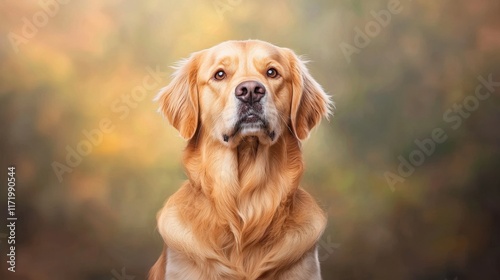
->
[1, 0, 499, 279]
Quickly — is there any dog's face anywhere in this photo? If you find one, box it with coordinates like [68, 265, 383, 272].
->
[157, 40, 331, 147]
[198, 41, 287, 146]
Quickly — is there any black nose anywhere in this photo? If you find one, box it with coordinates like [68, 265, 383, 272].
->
[235, 81, 266, 104]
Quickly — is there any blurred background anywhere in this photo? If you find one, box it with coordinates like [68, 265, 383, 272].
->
[1, 0, 499, 279]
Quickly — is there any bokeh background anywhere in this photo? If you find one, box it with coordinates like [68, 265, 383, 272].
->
[1, 0, 499, 279]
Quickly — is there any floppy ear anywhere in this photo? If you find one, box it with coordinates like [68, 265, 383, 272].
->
[287, 50, 332, 140]
[155, 52, 201, 140]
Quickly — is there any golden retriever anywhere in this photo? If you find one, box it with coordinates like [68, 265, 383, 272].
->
[149, 40, 332, 280]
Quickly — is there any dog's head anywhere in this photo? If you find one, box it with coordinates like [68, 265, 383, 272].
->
[156, 40, 332, 147]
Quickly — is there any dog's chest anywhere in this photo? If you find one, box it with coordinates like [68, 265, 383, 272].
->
[161, 206, 290, 278]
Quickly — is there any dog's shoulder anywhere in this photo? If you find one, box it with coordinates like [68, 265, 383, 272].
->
[290, 188, 327, 236]
[157, 183, 199, 251]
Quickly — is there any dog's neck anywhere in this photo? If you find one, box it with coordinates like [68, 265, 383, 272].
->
[183, 130, 304, 250]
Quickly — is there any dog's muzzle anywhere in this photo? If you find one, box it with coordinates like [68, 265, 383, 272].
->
[222, 80, 275, 143]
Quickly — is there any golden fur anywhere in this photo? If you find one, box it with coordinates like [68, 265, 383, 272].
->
[149, 40, 332, 280]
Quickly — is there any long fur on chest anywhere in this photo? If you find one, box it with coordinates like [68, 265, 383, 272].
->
[155, 131, 326, 279]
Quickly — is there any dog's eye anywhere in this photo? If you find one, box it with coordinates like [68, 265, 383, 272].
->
[266, 68, 278, 78]
[214, 70, 226, 80]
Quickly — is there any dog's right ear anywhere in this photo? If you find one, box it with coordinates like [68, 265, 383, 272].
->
[155, 52, 202, 140]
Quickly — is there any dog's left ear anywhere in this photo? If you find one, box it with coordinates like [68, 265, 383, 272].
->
[286, 49, 333, 140]
[155, 51, 202, 140]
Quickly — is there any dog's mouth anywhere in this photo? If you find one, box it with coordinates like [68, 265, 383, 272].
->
[222, 112, 276, 143]
[241, 113, 261, 124]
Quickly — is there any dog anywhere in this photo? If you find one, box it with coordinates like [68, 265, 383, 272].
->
[149, 40, 332, 280]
